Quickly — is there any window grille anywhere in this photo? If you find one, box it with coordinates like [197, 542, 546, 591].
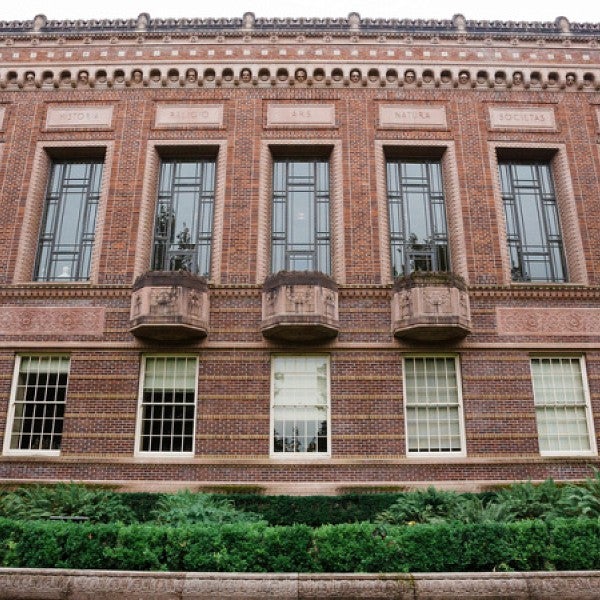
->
[404, 356, 464, 454]
[35, 161, 103, 281]
[386, 160, 449, 277]
[152, 160, 216, 276]
[138, 356, 197, 454]
[7, 356, 69, 452]
[271, 160, 331, 274]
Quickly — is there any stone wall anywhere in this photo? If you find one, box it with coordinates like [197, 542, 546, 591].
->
[1, 569, 600, 599]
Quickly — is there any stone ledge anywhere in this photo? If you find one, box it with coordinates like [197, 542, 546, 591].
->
[1, 569, 599, 599]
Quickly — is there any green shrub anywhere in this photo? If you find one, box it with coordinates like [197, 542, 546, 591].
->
[226, 493, 400, 526]
[55, 523, 118, 570]
[376, 480, 568, 526]
[559, 470, 600, 518]
[177, 523, 268, 572]
[549, 518, 600, 570]
[261, 525, 317, 572]
[103, 524, 169, 571]
[451, 496, 512, 524]
[119, 492, 163, 522]
[0, 484, 135, 524]
[386, 523, 465, 572]
[376, 487, 463, 525]
[490, 479, 563, 521]
[1, 517, 600, 572]
[462, 520, 552, 571]
[151, 490, 263, 526]
[311, 523, 399, 572]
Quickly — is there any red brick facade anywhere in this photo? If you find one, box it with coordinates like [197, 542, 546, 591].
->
[0, 12, 600, 492]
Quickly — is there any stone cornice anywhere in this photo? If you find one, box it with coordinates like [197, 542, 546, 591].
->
[0, 13, 598, 43]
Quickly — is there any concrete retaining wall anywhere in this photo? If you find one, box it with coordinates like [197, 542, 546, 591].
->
[1, 569, 600, 599]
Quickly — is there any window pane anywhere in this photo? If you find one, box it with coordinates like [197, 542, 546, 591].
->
[9, 356, 70, 451]
[499, 162, 566, 282]
[152, 159, 216, 276]
[386, 160, 449, 277]
[35, 161, 103, 281]
[139, 357, 197, 453]
[531, 357, 592, 453]
[404, 357, 463, 454]
[271, 160, 331, 274]
[272, 356, 329, 455]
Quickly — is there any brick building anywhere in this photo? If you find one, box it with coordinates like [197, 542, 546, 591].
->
[0, 12, 599, 493]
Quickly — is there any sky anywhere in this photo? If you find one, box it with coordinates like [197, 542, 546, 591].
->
[0, 0, 598, 24]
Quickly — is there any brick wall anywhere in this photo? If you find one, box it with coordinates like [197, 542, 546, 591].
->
[0, 15, 599, 491]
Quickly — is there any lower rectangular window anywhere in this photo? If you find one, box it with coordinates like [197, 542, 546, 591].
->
[4, 355, 69, 454]
[404, 356, 464, 455]
[531, 357, 596, 455]
[137, 356, 197, 454]
[271, 355, 330, 456]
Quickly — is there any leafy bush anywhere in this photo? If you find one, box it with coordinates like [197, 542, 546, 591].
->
[0, 484, 135, 524]
[151, 490, 263, 526]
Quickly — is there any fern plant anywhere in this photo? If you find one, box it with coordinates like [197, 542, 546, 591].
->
[0, 483, 135, 523]
[560, 469, 600, 518]
[151, 490, 264, 526]
[376, 487, 462, 525]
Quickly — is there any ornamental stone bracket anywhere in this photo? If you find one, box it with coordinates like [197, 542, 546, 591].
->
[129, 271, 209, 341]
[392, 272, 471, 341]
[261, 271, 339, 342]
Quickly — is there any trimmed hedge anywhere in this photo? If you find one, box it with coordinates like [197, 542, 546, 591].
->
[223, 493, 401, 526]
[1, 517, 600, 572]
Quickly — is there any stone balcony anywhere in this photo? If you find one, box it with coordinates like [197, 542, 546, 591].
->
[261, 271, 339, 342]
[391, 272, 472, 341]
[129, 271, 209, 341]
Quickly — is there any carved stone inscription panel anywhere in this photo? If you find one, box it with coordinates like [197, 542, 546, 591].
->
[379, 104, 447, 128]
[46, 106, 114, 129]
[0, 307, 105, 336]
[496, 307, 600, 336]
[488, 106, 556, 131]
[155, 104, 224, 127]
[266, 104, 335, 127]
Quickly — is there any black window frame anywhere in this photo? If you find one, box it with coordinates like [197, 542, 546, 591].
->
[34, 160, 103, 282]
[271, 159, 331, 274]
[151, 158, 216, 277]
[499, 161, 567, 283]
[386, 159, 450, 277]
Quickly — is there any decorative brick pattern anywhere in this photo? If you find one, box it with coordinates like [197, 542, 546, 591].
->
[0, 307, 105, 336]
